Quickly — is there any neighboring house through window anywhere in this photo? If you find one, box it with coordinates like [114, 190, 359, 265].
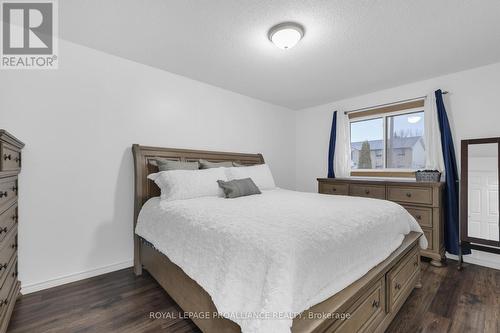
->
[348, 102, 425, 176]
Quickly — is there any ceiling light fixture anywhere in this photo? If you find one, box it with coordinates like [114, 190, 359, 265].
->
[268, 22, 304, 50]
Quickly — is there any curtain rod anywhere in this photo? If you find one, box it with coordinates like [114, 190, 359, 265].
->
[344, 91, 449, 115]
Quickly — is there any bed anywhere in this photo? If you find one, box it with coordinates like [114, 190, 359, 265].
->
[132, 145, 425, 333]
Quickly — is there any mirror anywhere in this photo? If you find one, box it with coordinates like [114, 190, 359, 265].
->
[461, 138, 500, 247]
[467, 143, 499, 241]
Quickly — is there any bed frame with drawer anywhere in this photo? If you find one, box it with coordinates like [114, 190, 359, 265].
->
[132, 144, 423, 333]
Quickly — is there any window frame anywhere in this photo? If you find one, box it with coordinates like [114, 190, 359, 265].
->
[349, 107, 425, 177]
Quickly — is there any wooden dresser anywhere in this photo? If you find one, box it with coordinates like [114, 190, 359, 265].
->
[317, 178, 445, 266]
[0, 130, 23, 332]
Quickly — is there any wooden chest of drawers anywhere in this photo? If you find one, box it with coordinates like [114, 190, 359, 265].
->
[318, 178, 445, 266]
[0, 130, 24, 333]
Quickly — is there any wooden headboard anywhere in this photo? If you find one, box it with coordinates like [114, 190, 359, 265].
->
[131, 144, 264, 274]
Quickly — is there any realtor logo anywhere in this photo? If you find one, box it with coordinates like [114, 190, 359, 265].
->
[1, 0, 58, 69]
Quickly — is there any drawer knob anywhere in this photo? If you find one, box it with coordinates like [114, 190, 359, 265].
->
[371, 299, 380, 308]
[0, 263, 7, 270]
[332, 188, 337, 192]
[14, 156, 20, 163]
[11, 243, 17, 249]
[406, 192, 412, 197]
[414, 261, 419, 267]
[11, 271, 18, 278]
[12, 215, 18, 222]
[395, 283, 402, 290]
[0, 227, 7, 234]
[3, 154, 11, 161]
[365, 190, 370, 194]
[415, 215, 422, 220]
[1, 299, 7, 306]
[11, 186, 18, 193]
[0, 191, 7, 198]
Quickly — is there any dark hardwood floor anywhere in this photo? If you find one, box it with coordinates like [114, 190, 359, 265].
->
[8, 260, 499, 333]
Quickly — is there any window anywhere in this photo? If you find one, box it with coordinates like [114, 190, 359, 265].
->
[387, 112, 425, 169]
[350, 118, 383, 170]
[349, 108, 425, 175]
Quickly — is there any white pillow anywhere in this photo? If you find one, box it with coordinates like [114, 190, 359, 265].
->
[226, 164, 276, 190]
[148, 168, 227, 201]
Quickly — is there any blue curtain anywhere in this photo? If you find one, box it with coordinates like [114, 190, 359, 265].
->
[435, 89, 467, 255]
[327, 111, 337, 178]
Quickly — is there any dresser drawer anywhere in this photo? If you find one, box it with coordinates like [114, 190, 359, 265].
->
[403, 206, 433, 228]
[319, 183, 348, 195]
[0, 204, 17, 244]
[0, 247, 15, 295]
[0, 178, 16, 213]
[326, 278, 385, 333]
[387, 247, 420, 312]
[349, 184, 386, 199]
[387, 186, 432, 205]
[0, 259, 17, 320]
[422, 228, 433, 251]
[0, 229, 17, 287]
[0, 143, 21, 172]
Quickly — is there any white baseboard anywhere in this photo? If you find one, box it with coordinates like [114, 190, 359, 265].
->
[21, 260, 133, 295]
[446, 253, 500, 271]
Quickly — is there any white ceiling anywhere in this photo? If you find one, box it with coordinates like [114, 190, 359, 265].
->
[60, 0, 500, 110]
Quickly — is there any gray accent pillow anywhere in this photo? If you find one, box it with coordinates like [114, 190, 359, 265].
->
[199, 159, 242, 169]
[151, 158, 200, 171]
[217, 178, 261, 198]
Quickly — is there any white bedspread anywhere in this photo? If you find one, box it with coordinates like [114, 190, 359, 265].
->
[136, 189, 426, 333]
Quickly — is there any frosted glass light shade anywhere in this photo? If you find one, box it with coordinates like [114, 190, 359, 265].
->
[268, 23, 304, 50]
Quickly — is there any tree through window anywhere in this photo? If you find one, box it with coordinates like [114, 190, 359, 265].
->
[350, 111, 425, 171]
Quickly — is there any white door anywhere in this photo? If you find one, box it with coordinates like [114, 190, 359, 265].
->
[468, 170, 499, 241]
